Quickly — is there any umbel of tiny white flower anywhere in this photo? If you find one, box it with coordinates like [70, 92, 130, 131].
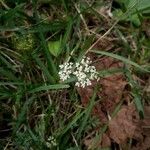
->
[73, 57, 99, 88]
[58, 62, 73, 81]
[58, 56, 99, 88]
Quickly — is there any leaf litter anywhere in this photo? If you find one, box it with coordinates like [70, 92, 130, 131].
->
[77, 52, 150, 149]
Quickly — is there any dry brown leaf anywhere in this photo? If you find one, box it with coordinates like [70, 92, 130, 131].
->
[101, 133, 111, 147]
[132, 137, 150, 150]
[84, 138, 93, 149]
[142, 19, 150, 38]
[128, 106, 150, 149]
[77, 87, 107, 122]
[84, 132, 111, 149]
[98, 74, 126, 112]
[144, 78, 150, 98]
[108, 104, 140, 144]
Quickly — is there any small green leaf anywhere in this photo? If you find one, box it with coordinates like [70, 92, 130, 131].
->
[48, 40, 62, 57]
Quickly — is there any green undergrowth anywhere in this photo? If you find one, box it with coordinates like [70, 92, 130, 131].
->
[0, 0, 150, 149]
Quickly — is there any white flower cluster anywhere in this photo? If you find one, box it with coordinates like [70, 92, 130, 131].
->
[58, 62, 73, 81]
[46, 136, 57, 148]
[59, 57, 99, 88]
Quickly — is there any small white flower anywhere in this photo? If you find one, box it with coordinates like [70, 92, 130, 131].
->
[75, 82, 80, 87]
[58, 62, 73, 81]
[73, 57, 99, 88]
[76, 62, 79, 67]
[58, 56, 99, 88]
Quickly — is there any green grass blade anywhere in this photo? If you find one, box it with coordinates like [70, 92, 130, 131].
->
[0, 82, 24, 86]
[77, 87, 97, 140]
[90, 50, 149, 72]
[32, 1, 58, 82]
[125, 67, 144, 118]
[28, 84, 70, 93]
[0, 88, 13, 99]
[0, 54, 16, 71]
[59, 109, 84, 137]
[13, 95, 35, 133]
[62, 17, 73, 49]
[98, 68, 125, 77]
[32, 53, 55, 83]
[0, 67, 18, 81]
[1, 3, 24, 21]
[38, 31, 58, 81]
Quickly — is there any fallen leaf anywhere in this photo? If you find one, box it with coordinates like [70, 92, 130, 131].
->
[98, 73, 126, 112]
[108, 104, 140, 144]
[132, 137, 150, 150]
[101, 133, 111, 147]
[83, 132, 111, 149]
